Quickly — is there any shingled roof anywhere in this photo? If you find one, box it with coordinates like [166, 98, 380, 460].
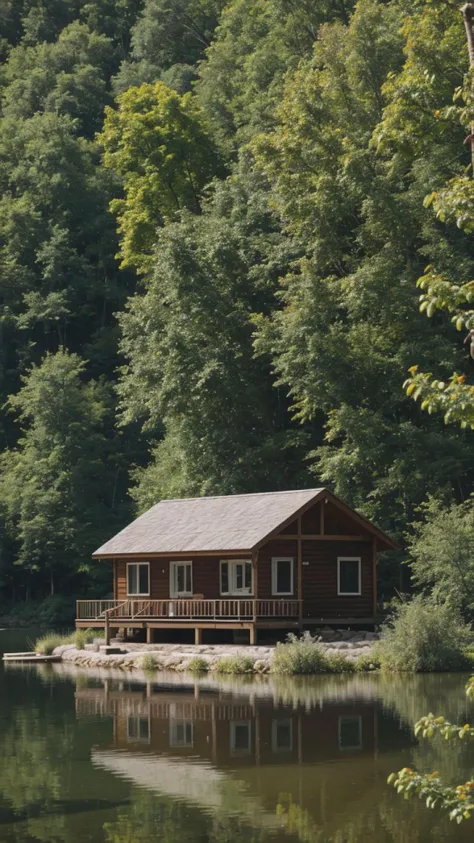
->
[93, 488, 397, 557]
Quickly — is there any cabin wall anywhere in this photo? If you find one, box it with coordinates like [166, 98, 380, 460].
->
[301, 539, 373, 619]
[113, 501, 375, 616]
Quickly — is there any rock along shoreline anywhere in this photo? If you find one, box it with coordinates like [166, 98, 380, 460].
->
[54, 629, 380, 673]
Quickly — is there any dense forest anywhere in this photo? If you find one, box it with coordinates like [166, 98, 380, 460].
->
[1, 0, 474, 617]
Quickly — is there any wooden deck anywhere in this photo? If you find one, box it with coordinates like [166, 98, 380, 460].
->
[76, 599, 303, 643]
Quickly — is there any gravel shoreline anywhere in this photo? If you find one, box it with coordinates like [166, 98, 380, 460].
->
[55, 629, 380, 672]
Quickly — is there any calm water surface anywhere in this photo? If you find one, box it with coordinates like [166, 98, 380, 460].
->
[1, 630, 474, 843]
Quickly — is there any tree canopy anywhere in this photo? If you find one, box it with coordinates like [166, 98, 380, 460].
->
[1, 0, 474, 609]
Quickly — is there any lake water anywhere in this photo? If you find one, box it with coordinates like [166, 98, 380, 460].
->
[1, 630, 474, 843]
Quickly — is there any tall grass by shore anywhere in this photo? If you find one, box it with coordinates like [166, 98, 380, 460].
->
[34, 629, 104, 655]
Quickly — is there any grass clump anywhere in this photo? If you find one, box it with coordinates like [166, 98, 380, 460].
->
[140, 652, 162, 672]
[272, 632, 343, 675]
[35, 628, 104, 654]
[214, 654, 255, 674]
[377, 596, 473, 672]
[73, 628, 103, 650]
[187, 656, 209, 673]
[35, 633, 70, 655]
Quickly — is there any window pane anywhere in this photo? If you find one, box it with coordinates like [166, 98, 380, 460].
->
[139, 564, 149, 595]
[245, 562, 252, 590]
[128, 565, 137, 595]
[139, 718, 150, 740]
[177, 566, 185, 593]
[232, 723, 251, 752]
[221, 562, 229, 593]
[277, 560, 292, 594]
[236, 564, 243, 590]
[339, 560, 360, 594]
[274, 720, 292, 751]
[339, 717, 361, 749]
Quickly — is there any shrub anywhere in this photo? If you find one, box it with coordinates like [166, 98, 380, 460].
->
[272, 632, 333, 675]
[355, 652, 381, 672]
[35, 633, 72, 655]
[73, 628, 103, 650]
[140, 652, 161, 672]
[187, 656, 209, 673]
[377, 596, 473, 672]
[214, 654, 255, 674]
[325, 652, 356, 673]
[407, 497, 474, 621]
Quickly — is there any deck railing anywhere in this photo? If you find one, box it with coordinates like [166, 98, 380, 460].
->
[76, 598, 301, 622]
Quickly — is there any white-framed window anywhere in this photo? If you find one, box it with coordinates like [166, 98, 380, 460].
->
[127, 562, 150, 596]
[169, 720, 194, 747]
[338, 716, 362, 750]
[127, 716, 150, 743]
[170, 561, 193, 597]
[337, 557, 361, 596]
[230, 721, 252, 755]
[272, 718, 293, 753]
[220, 560, 252, 595]
[271, 557, 294, 596]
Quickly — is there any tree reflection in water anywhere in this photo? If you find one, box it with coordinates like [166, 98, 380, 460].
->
[1, 665, 474, 843]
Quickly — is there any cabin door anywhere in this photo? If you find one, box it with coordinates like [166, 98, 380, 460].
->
[170, 561, 193, 598]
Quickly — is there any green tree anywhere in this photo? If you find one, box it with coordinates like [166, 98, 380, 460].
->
[113, 0, 226, 93]
[407, 497, 474, 620]
[252, 0, 474, 557]
[99, 81, 223, 272]
[118, 165, 308, 504]
[0, 22, 117, 138]
[196, 0, 355, 155]
[0, 350, 127, 596]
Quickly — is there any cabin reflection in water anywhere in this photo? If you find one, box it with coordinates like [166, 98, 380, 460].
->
[75, 677, 412, 835]
[75, 680, 379, 765]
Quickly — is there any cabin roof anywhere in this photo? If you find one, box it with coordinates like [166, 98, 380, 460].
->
[93, 488, 397, 558]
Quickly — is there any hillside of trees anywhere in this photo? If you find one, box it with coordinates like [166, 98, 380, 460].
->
[1, 0, 474, 613]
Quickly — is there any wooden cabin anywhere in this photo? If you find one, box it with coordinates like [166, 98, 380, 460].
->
[76, 488, 397, 644]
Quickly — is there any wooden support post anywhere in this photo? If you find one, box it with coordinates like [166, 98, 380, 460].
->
[105, 615, 110, 646]
[146, 625, 153, 644]
[195, 627, 202, 645]
[372, 537, 377, 622]
[297, 516, 303, 629]
[252, 549, 258, 623]
[249, 625, 256, 645]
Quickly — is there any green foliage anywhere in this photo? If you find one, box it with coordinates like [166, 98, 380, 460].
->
[187, 656, 209, 672]
[34, 627, 102, 653]
[35, 632, 73, 654]
[0, 350, 125, 593]
[271, 632, 354, 675]
[113, 0, 226, 93]
[139, 652, 162, 671]
[376, 597, 473, 672]
[214, 654, 255, 674]
[99, 81, 223, 271]
[196, 0, 355, 153]
[389, 677, 474, 823]
[407, 497, 474, 620]
[119, 166, 307, 502]
[355, 651, 381, 672]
